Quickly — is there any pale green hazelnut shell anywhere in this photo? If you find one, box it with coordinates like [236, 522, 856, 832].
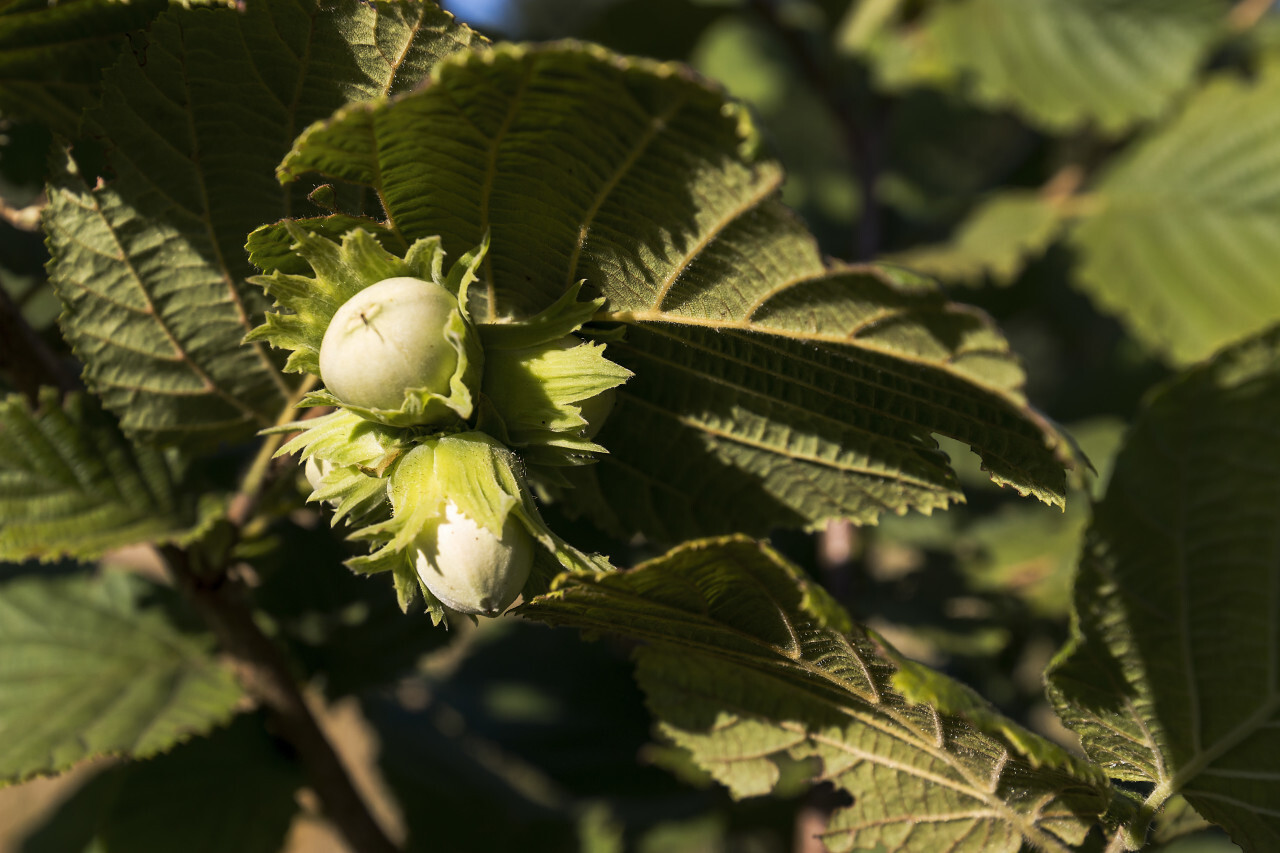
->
[319, 276, 460, 411]
[413, 500, 534, 617]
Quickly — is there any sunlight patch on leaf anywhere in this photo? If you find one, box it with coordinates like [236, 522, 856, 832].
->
[1068, 66, 1280, 366]
[856, 0, 1224, 136]
[885, 191, 1067, 286]
[524, 537, 1113, 853]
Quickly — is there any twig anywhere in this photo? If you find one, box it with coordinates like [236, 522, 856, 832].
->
[160, 379, 394, 852]
[160, 545, 400, 853]
[1228, 0, 1274, 31]
[0, 271, 78, 405]
[0, 191, 45, 232]
[747, 0, 889, 261]
[227, 374, 319, 528]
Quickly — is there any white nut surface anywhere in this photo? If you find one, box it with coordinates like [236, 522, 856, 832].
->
[414, 501, 533, 617]
[319, 276, 460, 411]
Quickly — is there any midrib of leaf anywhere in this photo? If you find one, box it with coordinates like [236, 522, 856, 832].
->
[377, 9, 426, 96]
[478, 63, 533, 321]
[565, 93, 689, 289]
[1160, 416, 1280, 797]
[741, 267, 834, 320]
[607, 307, 1021, 397]
[61, 183, 268, 425]
[1107, 692, 1280, 852]
[647, 165, 788, 312]
[276, 8, 316, 221]
[173, 29, 292, 401]
[1171, 694, 1280, 793]
[618, 391, 942, 494]
[561, 581, 1071, 847]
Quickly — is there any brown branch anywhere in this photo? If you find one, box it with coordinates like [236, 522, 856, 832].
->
[747, 0, 890, 261]
[161, 545, 400, 853]
[1228, 0, 1274, 31]
[0, 191, 45, 232]
[155, 377, 395, 852]
[0, 271, 79, 405]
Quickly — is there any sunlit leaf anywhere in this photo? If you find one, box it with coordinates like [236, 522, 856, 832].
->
[858, 0, 1225, 135]
[1068, 67, 1280, 365]
[886, 191, 1067, 286]
[274, 42, 1077, 541]
[524, 536, 1112, 853]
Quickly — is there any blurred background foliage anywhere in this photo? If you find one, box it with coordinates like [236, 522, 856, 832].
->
[3, 0, 1276, 849]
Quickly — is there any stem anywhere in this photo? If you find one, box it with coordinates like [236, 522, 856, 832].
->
[747, 0, 889, 261]
[227, 374, 319, 528]
[0, 190, 45, 232]
[161, 545, 400, 853]
[1228, 0, 1274, 31]
[165, 377, 395, 852]
[0, 271, 79, 405]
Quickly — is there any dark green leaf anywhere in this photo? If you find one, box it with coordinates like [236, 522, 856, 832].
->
[0, 571, 243, 784]
[18, 714, 302, 853]
[0, 0, 168, 136]
[0, 389, 187, 562]
[1046, 326, 1280, 851]
[97, 714, 301, 853]
[44, 0, 479, 448]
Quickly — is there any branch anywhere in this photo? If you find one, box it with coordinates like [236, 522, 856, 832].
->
[161, 544, 400, 853]
[747, 0, 890, 261]
[159, 381, 396, 853]
[0, 270, 79, 405]
[1228, 0, 1274, 31]
[0, 191, 45, 232]
[226, 375, 320, 529]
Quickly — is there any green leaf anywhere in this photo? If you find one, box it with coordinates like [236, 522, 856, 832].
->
[0, 0, 169, 136]
[1068, 67, 1280, 366]
[97, 713, 302, 853]
[1045, 326, 1280, 851]
[523, 537, 1112, 853]
[0, 571, 243, 784]
[43, 0, 479, 448]
[275, 42, 1077, 540]
[0, 388, 187, 562]
[859, 0, 1225, 136]
[886, 191, 1067, 286]
[16, 713, 302, 853]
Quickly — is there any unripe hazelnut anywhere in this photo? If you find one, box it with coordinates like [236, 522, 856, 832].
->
[319, 276, 460, 411]
[414, 500, 534, 617]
